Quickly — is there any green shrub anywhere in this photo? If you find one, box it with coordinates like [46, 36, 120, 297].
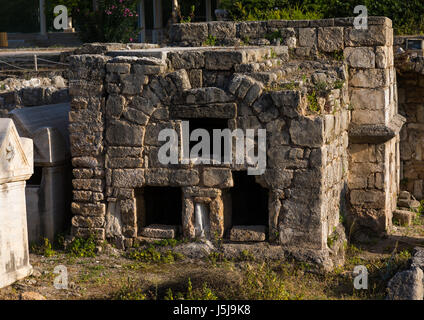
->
[219, 0, 424, 35]
[220, 1, 323, 21]
[115, 279, 147, 300]
[69, 0, 140, 43]
[165, 278, 218, 300]
[67, 235, 97, 258]
[307, 90, 320, 113]
[30, 238, 56, 257]
[240, 263, 291, 300]
[127, 246, 184, 263]
[203, 35, 217, 46]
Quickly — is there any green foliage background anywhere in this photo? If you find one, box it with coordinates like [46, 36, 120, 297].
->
[0, 1, 423, 36]
[220, 0, 424, 34]
[0, 0, 39, 32]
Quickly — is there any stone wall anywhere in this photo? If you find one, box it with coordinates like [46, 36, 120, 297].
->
[68, 17, 403, 268]
[68, 43, 351, 268]
[170, 17, 403, 234]
[398, 70, 424, 200]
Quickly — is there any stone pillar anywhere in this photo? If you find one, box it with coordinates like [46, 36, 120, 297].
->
[152, 0, 163, 44]
[39, 0, 46, 36]
[68, 54, 111, 242]
[205, 0, 212, 22]
[0, 119, 33, 289]
[137, 0, 146, 43]
[346, 19, 405, 233]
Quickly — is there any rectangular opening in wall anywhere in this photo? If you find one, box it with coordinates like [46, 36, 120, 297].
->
[138, 186, 182, 239]
[184, 118, 229, 163]
[229, 171, 268, 242]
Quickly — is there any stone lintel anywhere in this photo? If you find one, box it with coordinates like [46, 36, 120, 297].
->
[349, 114, 406, 144]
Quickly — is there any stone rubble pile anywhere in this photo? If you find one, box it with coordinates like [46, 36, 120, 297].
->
[0, 75, 69, 113]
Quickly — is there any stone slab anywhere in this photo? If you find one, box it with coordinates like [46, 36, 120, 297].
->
[140, 224, 178, 239]
[230, 225, 267, 242]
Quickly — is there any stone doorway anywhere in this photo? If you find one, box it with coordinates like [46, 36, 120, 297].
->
[228, 171, 269, 242]
[137, 186, 182, 239]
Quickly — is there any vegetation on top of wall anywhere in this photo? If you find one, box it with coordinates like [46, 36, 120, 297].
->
[219, 0, 424, 35]
[219, 0, 323, 21]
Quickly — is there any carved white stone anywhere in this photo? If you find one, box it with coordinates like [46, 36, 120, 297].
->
[0, 118, 33, 289]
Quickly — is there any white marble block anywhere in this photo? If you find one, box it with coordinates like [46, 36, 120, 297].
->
[0, 118, 33, 289]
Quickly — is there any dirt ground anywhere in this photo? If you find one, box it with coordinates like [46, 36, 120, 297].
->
[1, 215, 423, 301]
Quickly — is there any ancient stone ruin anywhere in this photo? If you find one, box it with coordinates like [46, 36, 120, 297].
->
[0, 118, 33, 289]
[67, 17, 403, 269]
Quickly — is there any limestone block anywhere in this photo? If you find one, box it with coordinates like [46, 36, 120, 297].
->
[298, 28, 317, 47]
[133, 64, 166, 75]
[120, 74, 148, 95]
[289, 117, 324, 147]
[184, 87, 232, 105]
[230, 225, 266, 242]
[349, 69, 390, 88]
[169, 23, 208, 44]
[350, 190, 385, 208]
[387, 268, 423, 300]
[237, 21, 267, 39]
[72, 156, 100, 168]
[170, 103, 236, 119]
[393, 209, 414, 226]
[318, 27, 344, 52]
[168, 51, 205, 69]
[122, 108, 149, 126]
[205, 51, 246, 70]
[106, 95, 125, 119]
[112, 169, 144, 188]
[270, 90, 301, 118]
[71, 202, 106, 216]
[170, 170, 200, 186]
[203, 168, 233, 188]
[129, 95, 157, 116]
[375, 46, 393, 69]
[141, 224, 178, 239]
[72, 215, 105, 228]
[189, 69, 203, 88]
[228, 74, 244, 95]
[350, 87, 389, 111]
[106, 156, 143, 169]
[106, 120, 145, 147]
[107, 147, 143, 158]
[208, 21, 236, 40]
[263, 169, 293, 189]
[167, 70, 192, 93]
[244, 83, 263, 107]
[106, 63, 131, 74]
[145, 168, 171, 185]
[344, 47, 375, 68]
[344, 26, 390, 47]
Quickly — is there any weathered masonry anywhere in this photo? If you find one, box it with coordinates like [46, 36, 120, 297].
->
[0, 119, 33, 289]
[395, 48, 424, 201]
[68, 17, 403, 269]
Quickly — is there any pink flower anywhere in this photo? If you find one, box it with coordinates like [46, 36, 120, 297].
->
[129, 38, 133, 42]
